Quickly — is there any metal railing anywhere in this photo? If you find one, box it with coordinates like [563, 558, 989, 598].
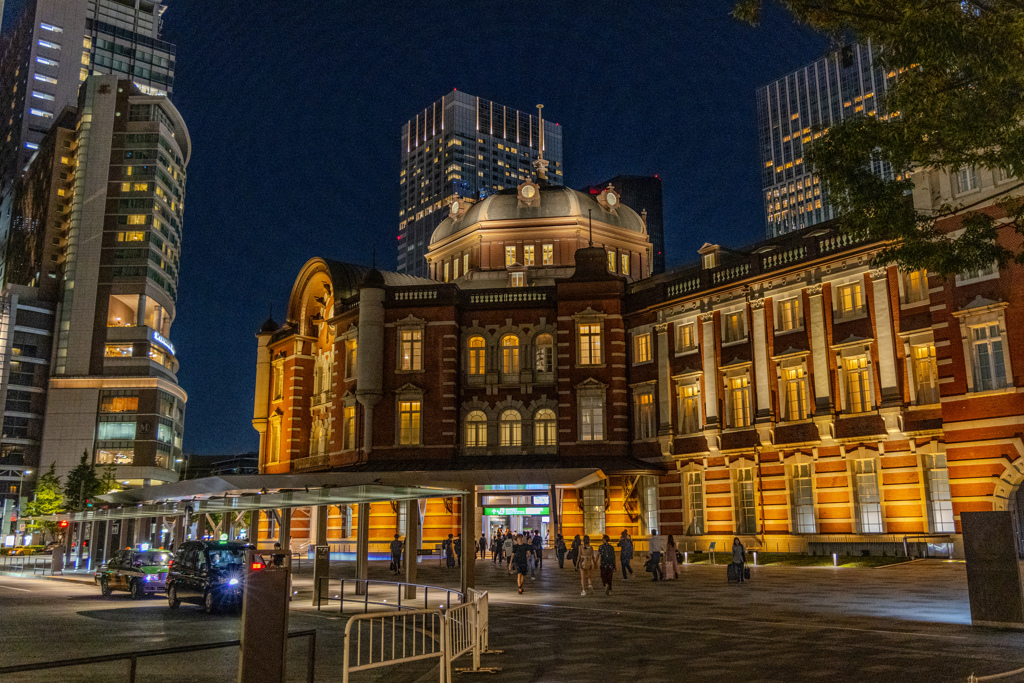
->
[315, 577, 462, 613]
[0, 554, 55, 574]
[0, 630, 317, 682]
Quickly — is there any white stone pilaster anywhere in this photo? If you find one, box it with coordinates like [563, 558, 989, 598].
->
[701, 312, 719, 424]
[750, 298, 771, 419]
[870, 268, 899, 404]
[656, 323, 671, 433]
[807, 284, 832, 412]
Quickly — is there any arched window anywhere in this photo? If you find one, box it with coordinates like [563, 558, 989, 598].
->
[535, 334, 553, 373]
[468, 336, 486, 375]
[499, 409, 521, 446]
[465, 410, 487, 447]
[534, 408, 556, 446]
[501, 335, 520, 375]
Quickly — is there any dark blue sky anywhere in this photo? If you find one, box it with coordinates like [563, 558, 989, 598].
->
[6, 1, 829, 454]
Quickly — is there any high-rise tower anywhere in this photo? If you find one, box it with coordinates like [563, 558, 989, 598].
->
[398, 91, 563, 277]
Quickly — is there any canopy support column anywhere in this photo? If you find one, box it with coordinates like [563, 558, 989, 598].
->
[248, 510, 260, 546]
[404, 499, 419, 599]
[355, 502, 369, 595]
[461, 490, 475, 596]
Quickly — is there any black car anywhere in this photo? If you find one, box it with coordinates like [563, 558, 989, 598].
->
[166, 540, 251, 613]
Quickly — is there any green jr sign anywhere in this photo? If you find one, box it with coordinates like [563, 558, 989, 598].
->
[483, 507, 549, 516]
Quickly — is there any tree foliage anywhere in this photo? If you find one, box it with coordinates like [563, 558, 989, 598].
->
[98, 465, 120, 496]
[64, 451, 102, 512]
[23, 463, 63, 542]
[734, 0, 1024, 275]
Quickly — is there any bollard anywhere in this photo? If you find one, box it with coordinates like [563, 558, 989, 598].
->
[684, 551, 688, 565]
[753, 551, 758, 566]
[832, 553, 838, 567]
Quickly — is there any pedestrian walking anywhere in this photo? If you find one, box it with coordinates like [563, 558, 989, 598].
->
[570, 534, 582, 571]
[598, 535, 616, 594]
[665, 535, 679, 580]
[443, 534, 455, 569]
[555, 534, 567, 568]
[732, 537, 746, 584]
[503, 535, 514, 573]
[617, 529, 634, 580]
[512, 534, 530, 594]
[577, 535, 596, 595]
[491, 534, 501, 564]
[479, 533, 487, 560]
[648, 529, 664, 582]
[389, 534, 403, 575]
[531, 529, 543, 570]
[454, 533, 462, 567]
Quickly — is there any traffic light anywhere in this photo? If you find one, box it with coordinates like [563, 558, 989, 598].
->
[58, 520, 68, 529]
[84, 498, 93, 509]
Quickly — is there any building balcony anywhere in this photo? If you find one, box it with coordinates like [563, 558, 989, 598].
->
[310, 391, 333, 410]
[292, 453, 330, 471]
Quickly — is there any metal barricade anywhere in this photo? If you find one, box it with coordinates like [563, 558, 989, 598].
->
[314, 577, 462, 613]
[342, 608, 444, 683]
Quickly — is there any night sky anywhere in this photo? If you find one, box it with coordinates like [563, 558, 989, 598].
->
[5, 1, 829, 455]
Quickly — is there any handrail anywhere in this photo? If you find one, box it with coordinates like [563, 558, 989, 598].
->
[0, 630, 317, 682]
[902, 534, 955, 558]
[315, 577, 463, 613]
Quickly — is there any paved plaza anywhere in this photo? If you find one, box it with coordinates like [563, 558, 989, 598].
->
[2, 557, 1024, 681]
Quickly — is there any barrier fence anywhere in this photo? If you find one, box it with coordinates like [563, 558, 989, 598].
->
[0, 554, 54, 574]
[314, 577, 462, 613]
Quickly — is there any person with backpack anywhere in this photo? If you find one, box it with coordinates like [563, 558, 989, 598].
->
[577, 535, 597, 596]
[732, 537, 746, 584]
[531, 529, 543, 571]
[443, 534, 455, 569]
[618, 529, 634, 580]
[647, 529, 664, 582]
[554, 534, 567, 568]
[503, 534, 514, 574]
[598, 535, 616, 594]
[389, 534, 403, 576]
[478, 533, 487, 559]
[512, 534, 530, 594]
[570, 534, 582, 571]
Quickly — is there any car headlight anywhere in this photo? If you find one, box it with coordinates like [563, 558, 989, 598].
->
[144, 574, 153, 582]
[229, 578, 239, 586]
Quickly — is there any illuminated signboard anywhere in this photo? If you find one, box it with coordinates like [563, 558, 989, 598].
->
[532, 496, 549, 505]
[483, 507, 549, 516]
[151, 331, 176, 355]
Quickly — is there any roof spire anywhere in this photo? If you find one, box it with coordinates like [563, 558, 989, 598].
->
[532, 104, 549, 183]
[588, 209, 594, 247]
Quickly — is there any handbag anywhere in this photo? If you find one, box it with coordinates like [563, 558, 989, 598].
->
[567, 548, 577, 561]
[676, 550, 684, 563]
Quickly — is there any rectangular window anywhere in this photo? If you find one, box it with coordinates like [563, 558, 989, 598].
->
[639, 476, 659, 535]
[582, 485, 606, 536]
[542, 244, 553, 266]
[836, 283, 864, 318]
[34, 74, 58, 84]
[30, 108, 53, 118]
[463, 253, 469, 274]
[783, 367, 809, 421]
[735, 468, 757, 534]
[127, 214, 147, 225]
[791, 463, 816, 533]
[37, 39, 60, 49]
[31, 91, 55, 101]
[104, 344, 133, 358]
[505, 246, 517, 267]
[635, 391, 656, 440]
[621, 253, 630, 276]
[580, 395, 604, 441]
[345, 340, 357, 379]
[724, 312, 746, 343]
[854, 459, 883, 533]
[116, 231, 145, 242]
[954, 166, 979, 194]
[923, 453, 955, 533]
[443, 262, 449, 282]
[845, 356, 871, 413]
[972, 325, 1008, 391]
[97, 422, 136, 440]
[686, 471, 705, 535]
[272, 364, 284, 401]
[268, 420, 281, 464]
[344, 405, 356, 450]
[678, 383, 701, 434]
[400, 329, 422, 371]
[913, 343, 939, 404]
[524, 245, 535, 266]
[676, 323, 695, 352]
[606, 250, 616, 272]
[96, 448, 133, 465]
[36, 57, 58, 66]
[728, 376, 752, 428]
[958, 263, 997, 283]
[452, 257, 459, 279]
[578, 324, 602, 365]
[777, 298, 800, 331]
[510, 272, 524, 287]
[399, 400, 421, 445]
[903, 269, 928, 304]
[633, 332, 651, 363]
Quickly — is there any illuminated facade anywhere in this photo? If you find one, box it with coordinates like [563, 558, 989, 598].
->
[257, 167, 1024, 558]
[397, 91, 563, 277]
[757, 42, 892, 237]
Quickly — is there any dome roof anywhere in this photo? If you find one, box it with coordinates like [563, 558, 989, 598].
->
[429, 185, 647, 246]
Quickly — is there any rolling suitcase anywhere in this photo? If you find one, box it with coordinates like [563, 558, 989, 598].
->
[727, 562, 741, 582]
[744, 566, 751, 581]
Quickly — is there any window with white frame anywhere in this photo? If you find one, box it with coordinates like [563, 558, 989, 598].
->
[607, 250, 616, 272]
[399, 329, 423, 371]
[971, 324, 1008, 391]
[777, 298, 801, 332]
[854, 459, 883, 533]
[272, 362, 284, 401]
[621, 253, 630, 276]
[723, 311, 746, 343]
[343, 404, 357, 450]
[685, 471, 705, 535]
[635, 389, 656, 440]
[524, 245, 535, 266]
[267, 416, 281, 464]
[675, 322, 696, 352]
[835, 282, 865, 318]
[443, 261, 450, 282]
[578, 323, 602, 365]
[534, 408, 556, 446]
[499, 409, 521, 446]
[633, 332, 652, 363]
[453, 257, 459, 279]
[923, 453, 955, 533]
[579, 394, 605, 441]
[790, 463, 815, 533]
[902, 269, 928, 304]
[734, 468, 757, 534]
[501, 334, 520, 375]
[510, 272, 525, 287]
[534, 334, 553, 373]
[582, 484, 606, 536]
[345, 339, 358, 379]
[845, 356, 872, 414]
[505, 246, 517, 267]
[639, 476, 659, 535]
[467, 336, 486, 375]
[542, 244, 553, 266]
[912, 343, 939, 404]
[463, 254, 469, 274]
[727, 375, 752, 428]
[957, 263, 997, 284]
[398, 398, 422, 445]
[782, 366, 810, 421]
[465, 410, 487, 447]
[677, 382, 701, 434]
[953, 166, 979, 195]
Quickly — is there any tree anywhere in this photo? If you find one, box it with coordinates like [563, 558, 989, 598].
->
[23, 464, 63, 542]
[98, 465, 120, 496]
[64, 451, 102, 512]
[734, 0, 1024, 275]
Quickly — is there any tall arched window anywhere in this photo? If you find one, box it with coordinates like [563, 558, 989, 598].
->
[465, 410, 487, 447]
[499, 409, 522, 446]
[501, 335, 520, 375]
[534, 408, 556, 446]
[535, 334, 553, 373]
[468, 336, 486, 375]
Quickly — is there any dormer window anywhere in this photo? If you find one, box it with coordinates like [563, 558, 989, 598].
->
[698, 243, 720, 270]
[703, 254, 716, 269]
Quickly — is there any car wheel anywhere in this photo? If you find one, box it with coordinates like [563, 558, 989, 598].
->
[167, 585, 180, 609]
[130, 580, 145, 600]
[203, 590, 217, 614]
[100, 578, 111, 597]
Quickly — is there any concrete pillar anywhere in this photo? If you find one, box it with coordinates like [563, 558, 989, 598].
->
[355, 503, 369, 595]
[136, 294, 147, 328]
[461, 491, 475, 595]
[314, 506, 327, 546]
[171, 516, 184, 551]
[280, 509, 291, 550]
[550, 485, 560, 537]
[248, 510, 260, 546]
[404, 499, 419, 599]
[103, 520, 113, 564]
[870, 268, 899, 404]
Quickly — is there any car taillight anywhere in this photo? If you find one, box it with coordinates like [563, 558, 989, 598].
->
[250, 561, 265, 571]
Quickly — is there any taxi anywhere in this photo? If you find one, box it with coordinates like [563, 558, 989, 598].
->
[95, 548, 172, 599]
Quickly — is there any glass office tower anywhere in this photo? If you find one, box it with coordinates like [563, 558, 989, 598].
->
[398, 91, 563, 277]
[757, 41, 893, 237]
